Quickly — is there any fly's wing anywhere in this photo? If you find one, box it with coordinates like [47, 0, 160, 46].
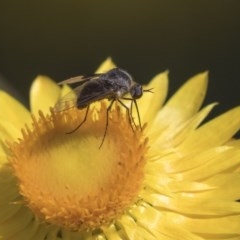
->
[54, 85, 85, 112]
[76, 80, 113, 108]
[54, 74, 102, 111]
[57, 74, 101, 85]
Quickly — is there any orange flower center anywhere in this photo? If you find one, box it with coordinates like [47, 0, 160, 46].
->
[8, 102, 148, 231]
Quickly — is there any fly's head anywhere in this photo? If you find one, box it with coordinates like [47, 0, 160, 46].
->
[130, 83, 143, 99]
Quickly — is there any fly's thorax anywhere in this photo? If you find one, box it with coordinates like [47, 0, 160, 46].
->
[101, 68, 133, 89]
[115, 90, 124, 98]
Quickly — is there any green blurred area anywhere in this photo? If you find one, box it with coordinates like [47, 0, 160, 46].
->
[0, 0, 240, 113]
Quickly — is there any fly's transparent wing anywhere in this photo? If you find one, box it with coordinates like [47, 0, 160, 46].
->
[54, 85, 84, 112]
[54, 74, 101, 111]
[57, 74, 101, 85]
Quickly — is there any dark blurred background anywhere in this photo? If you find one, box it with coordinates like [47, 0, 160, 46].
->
[0, 0, 240, 118]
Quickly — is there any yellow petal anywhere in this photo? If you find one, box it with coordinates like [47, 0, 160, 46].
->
[164, 212, 240, 235]
[0, 154, 7, 166]
[174, 147, 240, 181]
[0, 91, 31, 128]
[95, 57, 116, 73]
[227, 139, 240, 148]
[102, 224, 124, 240]
[30, 75, 61, 115]
[162, 146, 238, 174]
[0, 203, 22, 224]
[130, 203, 203, 240]
[201, 173, 240, 200]
[151, 72, 208, 133]
[136, 71, 169, 124]
[0, 165, 24, 239]
[0, 171, 51, 240]
[59, 84, 73, 98]
[0, 165, 19, 207]
[179, 106, 240, 153]
[27, 224, 52, 240]
[166, 180, 215, 193]
[117, 214, 156, 240]
[0, 206, 33, 239]
[142, 193, 240, 215]
[181, 214, 240, 235]
[10, 219, 45, 240]
[0, 119, 21, 141]
[151, 103, 217, 148]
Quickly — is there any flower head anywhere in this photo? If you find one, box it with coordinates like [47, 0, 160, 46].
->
[1, 58, 240, 239]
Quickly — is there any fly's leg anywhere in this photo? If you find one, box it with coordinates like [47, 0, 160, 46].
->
[129, 100, 136, 129]
[133, 99, 142, 130]
[117, 99, 135, 132]
[99, 99, 115, 148]
[66, 105, 90, 134]
[121, 98, 142, 130]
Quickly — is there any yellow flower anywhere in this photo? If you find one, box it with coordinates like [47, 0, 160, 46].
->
[1, 58, 240, 240]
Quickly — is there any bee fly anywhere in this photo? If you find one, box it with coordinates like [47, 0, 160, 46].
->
[55, 68, 152, 148]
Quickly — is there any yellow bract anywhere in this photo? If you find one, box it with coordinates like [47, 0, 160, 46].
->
[30, 75, 61, 115]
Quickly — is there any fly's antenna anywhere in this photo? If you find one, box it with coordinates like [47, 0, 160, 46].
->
[143, 88, 154, 93]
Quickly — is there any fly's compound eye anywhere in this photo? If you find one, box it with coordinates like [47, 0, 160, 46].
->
[130, 83, 143, 99]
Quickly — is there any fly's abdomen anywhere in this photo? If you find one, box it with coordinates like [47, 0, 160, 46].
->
[76, 80, 110, 109]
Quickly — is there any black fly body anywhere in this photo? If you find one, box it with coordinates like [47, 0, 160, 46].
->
[55, 68, 152, 148]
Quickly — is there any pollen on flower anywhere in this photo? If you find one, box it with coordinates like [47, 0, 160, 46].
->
[7, 101, 148, 231]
